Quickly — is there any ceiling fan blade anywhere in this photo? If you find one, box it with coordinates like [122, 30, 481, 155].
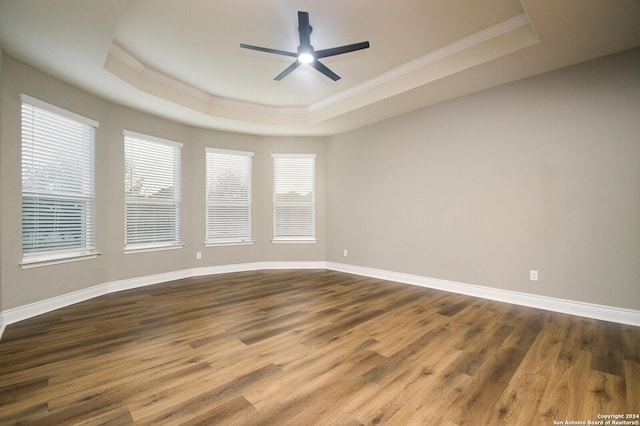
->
[298, 11, 312, 49]
[242, 11, 366, 81]
[274, 61, 301, 80]
[240, 43, 297, 58]
[310, 60, 340, 81]
[315, 41, 370, 59]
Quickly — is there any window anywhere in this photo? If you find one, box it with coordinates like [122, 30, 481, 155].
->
[206, 148, 254, 245]
[272, 154, 316, 242]
[124, 131, 182, 252]
[21, 95, 98, 266]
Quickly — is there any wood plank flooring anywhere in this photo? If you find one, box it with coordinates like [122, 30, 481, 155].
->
[0, 269, 638, 425]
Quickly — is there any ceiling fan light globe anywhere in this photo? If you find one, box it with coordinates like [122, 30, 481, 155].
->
[298, 53, 314, 64]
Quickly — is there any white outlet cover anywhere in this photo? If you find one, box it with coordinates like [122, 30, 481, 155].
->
[529, 270, 538, 281]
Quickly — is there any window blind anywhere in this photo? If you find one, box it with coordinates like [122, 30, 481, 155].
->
[124, 131, 182, 250]
[272, 154, 316, 241]
[21, 96, 97, 260]
[206, 148, 253, 244]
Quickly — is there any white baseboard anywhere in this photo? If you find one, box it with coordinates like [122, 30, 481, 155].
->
[0, 312, 5, 341]
[0, 261, 327, 340]
[1, 260, 638, 342]
[2, 283, 107, 327]
[107, 269, 193, 293]
[326, 262, 640, 327]
[192, 261, 327, 277]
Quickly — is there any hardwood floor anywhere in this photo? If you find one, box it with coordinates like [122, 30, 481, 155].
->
[0, 269, 638, 425]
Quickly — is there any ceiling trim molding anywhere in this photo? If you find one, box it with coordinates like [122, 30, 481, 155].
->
[107, 43, 307, 116]
[105, 13, 537, 127]
[309, 13, 532, 112]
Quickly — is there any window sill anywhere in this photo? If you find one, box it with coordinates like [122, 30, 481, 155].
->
[21, 251, 101, 269]
[124, 243, 185, 254]
[205, 240, 254, 247]
[271, 239, 318, 244]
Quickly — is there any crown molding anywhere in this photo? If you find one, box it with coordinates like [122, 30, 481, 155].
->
[310, 13, 532, 112]
[107, 43, 307, 115]
[104, 13, 537, 128]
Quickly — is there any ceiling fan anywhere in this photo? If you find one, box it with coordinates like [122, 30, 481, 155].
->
[240, 11, 370, 81]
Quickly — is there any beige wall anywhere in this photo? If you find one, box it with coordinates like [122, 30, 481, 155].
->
[327, 47, 640, 310]
[1, 47, 639, 314]
[0, 46, 3, 313]
[0, 55, 326, 310]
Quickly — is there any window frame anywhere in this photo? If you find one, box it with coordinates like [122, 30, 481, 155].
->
[123, 130, 183, 253]
[271, 153, 317, 243]
[205, 148, 254, 246]
[20, 94, 100, 268]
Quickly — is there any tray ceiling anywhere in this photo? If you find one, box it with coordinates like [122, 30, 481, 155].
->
[1, 0, 639, 136]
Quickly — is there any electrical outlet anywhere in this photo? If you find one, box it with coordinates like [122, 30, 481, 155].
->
[529, 270, 538, 282]
[343, 249, 348, 257]
[196, 251, 202, 260]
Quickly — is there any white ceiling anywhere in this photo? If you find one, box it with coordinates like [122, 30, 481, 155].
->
[1, 0, 639, 136]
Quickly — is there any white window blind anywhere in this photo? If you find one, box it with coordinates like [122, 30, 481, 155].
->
[206, 148, 254, 245]
[272, 154, 316, 241]
[124, 131, 182, 251]
[21, 95, 98, 263]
